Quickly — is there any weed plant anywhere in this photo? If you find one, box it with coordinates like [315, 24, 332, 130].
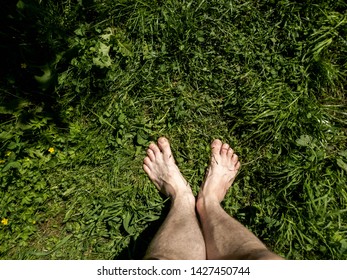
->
[0, 0, 346, 259]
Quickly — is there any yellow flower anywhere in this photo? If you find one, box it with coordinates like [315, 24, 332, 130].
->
[1, 218, 8, 225]
[0, 159, 5, 164]
[48, 147, 55, 153]
[21, 63, 27, 69]
[5, 151, 11, 157]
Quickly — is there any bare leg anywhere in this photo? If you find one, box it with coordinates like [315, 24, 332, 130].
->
[196, 139, 283, 260]
[143, 137, 206, 260]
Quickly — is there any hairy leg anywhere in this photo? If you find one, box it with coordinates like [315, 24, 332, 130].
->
[143, 137, 206, 260]
[196, 139, 283, 260]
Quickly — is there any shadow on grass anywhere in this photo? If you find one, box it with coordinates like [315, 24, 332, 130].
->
[1, 2, 68, 130]
[116, 202, 261, 259]
[116, 199, 170, 260]
[235, 205, 259, 225]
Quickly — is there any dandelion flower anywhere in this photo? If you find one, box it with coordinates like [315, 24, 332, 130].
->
[1, 218, 8, 225]
[48, 147, 55, 153]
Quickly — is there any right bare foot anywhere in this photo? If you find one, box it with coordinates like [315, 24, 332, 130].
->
[197, 139, 240, 206]
[143, 137, 194, 204]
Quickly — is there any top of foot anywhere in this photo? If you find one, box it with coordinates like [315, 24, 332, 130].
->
[143, 137, 193, 200]
[198, 139, 240, 203]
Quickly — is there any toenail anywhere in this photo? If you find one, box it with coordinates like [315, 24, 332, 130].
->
[212, 139, 222, 144]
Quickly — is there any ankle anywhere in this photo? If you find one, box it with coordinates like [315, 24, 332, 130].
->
[196, 195, 220, 215]
[172, 192, 196, 208]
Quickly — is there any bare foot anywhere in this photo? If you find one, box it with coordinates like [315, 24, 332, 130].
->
[197, 139, 240, 206]
[143, 137, 194, 202]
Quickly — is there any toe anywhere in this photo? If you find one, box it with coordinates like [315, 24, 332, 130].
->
[211, 139, 222, 154]
[147, 148, 155, 161]
[231, 153, 238, 164]
[144, 156, 153, 167]
[149, 143, 160, 156]
[221, 143, 230, 155]
[143, 164, 151, 175]
[157, 137, 173, 159]
[235, 161, 241, 170]
[227, 147, 234, 158]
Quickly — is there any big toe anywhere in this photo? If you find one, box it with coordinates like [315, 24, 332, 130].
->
[211, 139, 222, 155]
[157, 137, 172, 159]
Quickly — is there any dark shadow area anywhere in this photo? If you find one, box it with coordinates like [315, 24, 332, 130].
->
[0, 1, 69, 130]
[115, 199, 171, 260]
[235, 205, 259, 225]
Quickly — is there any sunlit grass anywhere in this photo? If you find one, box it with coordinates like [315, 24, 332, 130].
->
[0, 0, 346, 259]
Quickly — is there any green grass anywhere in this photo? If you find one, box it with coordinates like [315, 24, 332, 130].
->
[0, 0, 346, 259]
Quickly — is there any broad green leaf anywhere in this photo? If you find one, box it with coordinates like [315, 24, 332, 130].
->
[122, 212, 134, 235]
[338, 150, 347, 159]
[117, 40, 133, 57]
[2, 161, 21, 172]
[100, 27, 114, 42]
[136, 133, 147, 145]
[98, 42, 110, 57]
[296, 135, 313, 147]
[337, 158, 347, 172]
[93, 42, 112, 68]
[21, 196, 32, 205]
[16, 0, 25, 9]
[118, 113, 126, 123]
[63, 187, 76, 197]
[0, 131, 13, 140]
[7, 141, 18, 149]
[34, 65, 52, 84]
